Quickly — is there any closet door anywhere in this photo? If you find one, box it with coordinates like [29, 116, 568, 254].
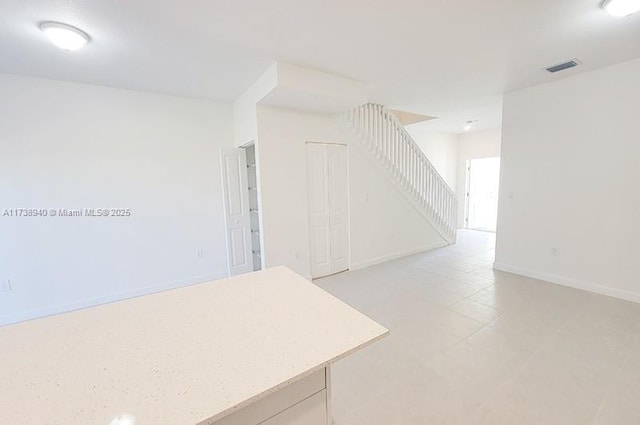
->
[307, 143, 349, 279]
[307, 144, 332, 278]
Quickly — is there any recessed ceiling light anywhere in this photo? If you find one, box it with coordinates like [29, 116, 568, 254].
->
[464, 120, 477, 132]
[602, 0, 640, 17]
[40, 22, 90, 51]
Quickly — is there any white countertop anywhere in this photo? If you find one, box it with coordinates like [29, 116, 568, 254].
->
[0, 266, 388, 425]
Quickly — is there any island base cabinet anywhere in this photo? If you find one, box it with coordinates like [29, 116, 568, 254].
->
[212, 368, 330, 425]
[262, 390, 327, 425]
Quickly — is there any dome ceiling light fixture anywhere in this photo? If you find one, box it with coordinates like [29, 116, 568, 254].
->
[40, 22, 90, 51]
[601, 0, 640, 17]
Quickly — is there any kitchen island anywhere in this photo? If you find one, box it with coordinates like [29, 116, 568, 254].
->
[0, 266, 388, 425]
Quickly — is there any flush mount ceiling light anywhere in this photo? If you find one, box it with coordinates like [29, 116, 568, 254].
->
[602, 0, 640, 17]
[40, 22, 89, 51]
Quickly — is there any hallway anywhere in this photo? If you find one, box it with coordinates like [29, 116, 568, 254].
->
[317, 230, 640, 425]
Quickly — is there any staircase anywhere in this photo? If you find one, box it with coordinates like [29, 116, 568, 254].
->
[345, 103, 457, 244]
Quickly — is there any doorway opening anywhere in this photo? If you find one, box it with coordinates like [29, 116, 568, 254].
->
[465, 157, 500, 232]
[306, 142, 349, 279]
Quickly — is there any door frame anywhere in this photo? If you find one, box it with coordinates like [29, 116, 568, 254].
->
[241, 140, 266, 271]
[305, 141, 351, 279]
[464, 156, 501, 232]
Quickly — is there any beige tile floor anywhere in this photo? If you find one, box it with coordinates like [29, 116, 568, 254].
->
[316, 230, 640, 425]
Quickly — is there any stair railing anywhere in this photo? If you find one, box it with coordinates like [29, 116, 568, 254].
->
[346, 103, 457, 243]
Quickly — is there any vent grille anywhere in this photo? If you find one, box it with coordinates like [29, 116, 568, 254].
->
[546, 60, 580, 73]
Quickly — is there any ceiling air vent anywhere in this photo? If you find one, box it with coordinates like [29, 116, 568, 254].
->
[545, 60, 581, 73]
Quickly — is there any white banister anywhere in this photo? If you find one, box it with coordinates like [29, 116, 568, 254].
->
[345, 104, 457, 244]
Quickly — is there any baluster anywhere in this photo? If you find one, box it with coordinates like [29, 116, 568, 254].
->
[370, 104, 375, 150]
[436, 181, 441, 225]
[369, 104, 374, 149]
[422, 159, 427, 205]
[418, 155, 422, 203]
[369, 104, 374, 151]
[370, 105, 375, 153]
[451, 195, 455, 235]
[407, 141, 412, 190]
[398, 134, 406, 185]
[406, 136, 410, 188]
[446, 195, 450, 232]
[430, 169, 435, 215]
[438, 182, 442, 224]
[394, 122, 399, 177]
[390, 118, 394, 174]
[420, 155, 424, 199]
[375, 105, 381, 159]
[416, 149, 420, 195]
[450, 195, 455, 236]
[423, 159, 427, 205]
[378, 106, 383, 160]
[410, 145, 414, 192]
[386, 114, 391, 167]
[373, 105, 377, 155]
[408, 146, 412, 191]
[390, 117, 394, 168]
[382, 111, 387, 166]
[411, 147, 420, 193]
[383, 111, 388, 166]
[380, 106, 387, 162]
[400, 134, 405, 184]
[363, 105, 369, 145]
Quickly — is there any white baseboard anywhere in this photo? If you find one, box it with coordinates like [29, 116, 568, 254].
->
[493, 262, 640, 304]
[350, 241, 448, 271]
[0, 271, 229, 327]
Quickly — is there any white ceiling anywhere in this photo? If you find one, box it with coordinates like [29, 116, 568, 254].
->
[1, 0, 639, 133]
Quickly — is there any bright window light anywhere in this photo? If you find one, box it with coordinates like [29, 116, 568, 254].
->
[40, 22, 89, 51]
[602, 0, 640, 17]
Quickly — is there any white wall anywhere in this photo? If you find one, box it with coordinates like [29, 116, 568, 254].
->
[233, 64, 278, 147]
[496, 58, 640, 303]
[0, 75, 234, 325]
[255, 106, 446, 279]
[405, 125, 458, 190]
[456, 128, 502, 227]
[348, 140, 446, 269]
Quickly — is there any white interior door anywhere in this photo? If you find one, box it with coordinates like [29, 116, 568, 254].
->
[307, 144, 332, 278]
[307, 143, 349, 279]
[220, 148, 253, 276]
[466, 157, 501, 232]
[327, 145, 349, 274]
